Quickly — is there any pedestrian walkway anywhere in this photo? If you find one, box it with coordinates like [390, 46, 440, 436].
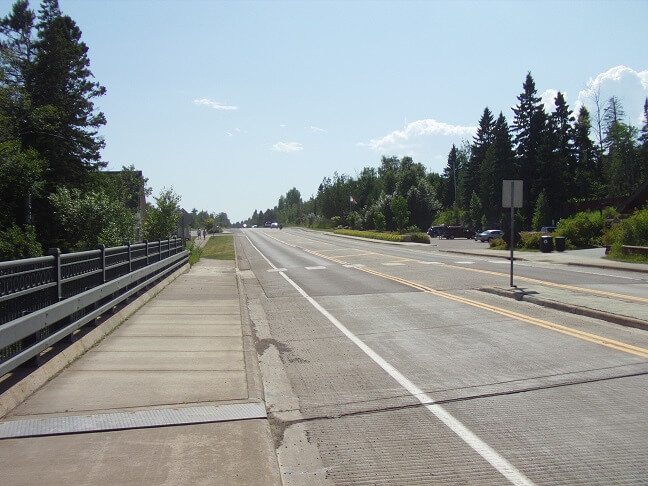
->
[0, 258, 281, 485]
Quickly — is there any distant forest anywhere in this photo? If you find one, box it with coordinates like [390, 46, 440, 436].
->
[247, 72, 648, 232]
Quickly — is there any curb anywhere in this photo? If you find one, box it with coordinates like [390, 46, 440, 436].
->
[0, 263, 190, 419]
[481, 286, 648, 331]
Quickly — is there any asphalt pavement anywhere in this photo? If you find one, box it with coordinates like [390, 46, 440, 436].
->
[0, 233, 646, 485]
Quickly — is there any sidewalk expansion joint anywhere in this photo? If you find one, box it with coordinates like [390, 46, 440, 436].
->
[0, 402, 267, 440]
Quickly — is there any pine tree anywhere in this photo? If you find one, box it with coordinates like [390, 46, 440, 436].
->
[28, 0, 107, 188]
[638, 98, 648, 182]
[441, 145, 459, 207]
[480, 113, 515, 225]
[551, 92, 576, 192]
[459, 107, 493, 207]
[511, 72, 549, 224]
[573, 106, 599, 199]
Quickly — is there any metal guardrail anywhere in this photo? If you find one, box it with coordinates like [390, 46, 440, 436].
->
[0, 238, 188, 377]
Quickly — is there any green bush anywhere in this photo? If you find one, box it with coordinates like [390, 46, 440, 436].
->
[518, 231, 541, 250]
[605, 208, 648, 259]
[489, 237, 507, 250]
[556, 210, 609, 248]
[408, 232, 431, 243]
[333, 229, 429, 244]
[0, 224, 43, 261]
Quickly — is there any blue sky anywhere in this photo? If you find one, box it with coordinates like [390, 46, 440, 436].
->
[9, 0, 647, 223]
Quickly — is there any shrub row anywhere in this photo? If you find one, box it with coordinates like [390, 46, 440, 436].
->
[333, 229, 430, 244]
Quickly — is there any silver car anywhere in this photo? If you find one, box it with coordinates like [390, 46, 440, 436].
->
[474, 229, 504, 242]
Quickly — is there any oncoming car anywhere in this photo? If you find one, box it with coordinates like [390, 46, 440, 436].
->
[474, 229, 504, 242]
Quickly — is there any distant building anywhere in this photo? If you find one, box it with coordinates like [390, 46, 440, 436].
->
[177, 209, 192, 240]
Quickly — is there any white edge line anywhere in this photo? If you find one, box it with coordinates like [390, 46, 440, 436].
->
[244, 233, 535, 486]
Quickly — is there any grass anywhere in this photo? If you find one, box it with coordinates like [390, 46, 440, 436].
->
[201, 234, 235, 260]
[333, 229, 430, 243]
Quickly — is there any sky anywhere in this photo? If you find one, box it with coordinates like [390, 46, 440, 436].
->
[6, 0, 647, 223]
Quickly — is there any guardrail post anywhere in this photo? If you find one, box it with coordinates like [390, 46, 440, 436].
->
[98, 244, 106, 283]
[124, 241, 132, 273]
[145, 240, 149, 265]
[158, 239, 162, 262]
[167, 238, 171, 258]
[47, 247, 62, 301]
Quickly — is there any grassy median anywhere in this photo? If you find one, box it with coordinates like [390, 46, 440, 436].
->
[201, 234, 235, 260]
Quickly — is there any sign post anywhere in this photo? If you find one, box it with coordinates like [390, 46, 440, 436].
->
[502, 180, 523, 287]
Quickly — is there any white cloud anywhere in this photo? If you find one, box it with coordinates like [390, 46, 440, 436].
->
[310, 125, 326, 133]
[576, 66, 648, 125]
[272, 141, 303, 152]
[540, 89, 559, 113]
[193, 98, 238, 110]
[359, 119, 476, 152]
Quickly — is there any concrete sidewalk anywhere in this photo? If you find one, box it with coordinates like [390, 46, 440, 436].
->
[0, 259, 281, 486]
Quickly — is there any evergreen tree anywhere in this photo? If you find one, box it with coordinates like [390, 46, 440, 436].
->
[459, 107, 493, 207]
[441, 145, 459, 207]
[573, 106, 599, 199]
[511, 72, 549, 225]
[28, 0, 107, 188]
[638, 98, 648, 182]
[551, 92, 576, 194]
[479, 113, 515, 225]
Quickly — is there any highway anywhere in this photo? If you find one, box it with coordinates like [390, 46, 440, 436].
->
[236, 227, 648, 485]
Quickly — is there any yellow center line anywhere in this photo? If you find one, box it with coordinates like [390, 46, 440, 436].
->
[302, 239, 648, 305]
[302, 248, 648, 359]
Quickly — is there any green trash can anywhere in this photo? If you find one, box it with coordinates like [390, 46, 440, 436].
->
[540, 235, 553, 253]
[554, 236, 566, 252]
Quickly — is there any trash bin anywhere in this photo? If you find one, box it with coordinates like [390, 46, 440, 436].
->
[554, 236, 566, 252]
[540, 235, 554, 253]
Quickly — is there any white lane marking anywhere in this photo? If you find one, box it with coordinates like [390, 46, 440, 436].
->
[267, 268, 287, 273]
[305, 266, 326, 270]
[488, 260, 511, 264]
[343, 264, 365, 268]
[382, 262, 406, 266]
[455, 261, 475, 264]
[245, 234, 535, 486]
[421, 261, 444, 265]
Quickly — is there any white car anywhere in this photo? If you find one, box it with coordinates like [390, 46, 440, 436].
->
[474, 229, 504, 242]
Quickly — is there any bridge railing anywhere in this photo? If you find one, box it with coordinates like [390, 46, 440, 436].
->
[0, 238, 188, 377]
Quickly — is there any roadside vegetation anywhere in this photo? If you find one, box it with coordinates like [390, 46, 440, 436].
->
[201, 235, 235, 260]
[485, 207, 648, 263]
[334, 229, 430, 244]
[186, 239, 203, 265]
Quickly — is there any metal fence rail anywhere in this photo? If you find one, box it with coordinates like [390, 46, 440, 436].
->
[0, 238, 188, 376]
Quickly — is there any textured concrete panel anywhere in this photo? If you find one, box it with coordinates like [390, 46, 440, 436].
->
[11, 370, 248, 415]
[74, 351, 245, 371]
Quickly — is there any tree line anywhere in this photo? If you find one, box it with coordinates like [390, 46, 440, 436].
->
[247, 73, 648, 233]
[0, 1, 212, 261]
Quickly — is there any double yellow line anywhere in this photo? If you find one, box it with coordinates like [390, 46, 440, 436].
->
[303, 248, 648, 359]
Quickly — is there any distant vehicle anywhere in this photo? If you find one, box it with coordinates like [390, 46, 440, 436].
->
[427, 225, 445, 238]
[441, 226, 473, 239]
[264, 221, 272, 228]
[271, 222, 279, 228]
[475, 229, 504, 242]
[251, 225, 258, 228]
[540, 226, 557, 233]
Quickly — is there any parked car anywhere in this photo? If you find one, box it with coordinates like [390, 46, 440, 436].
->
[441, 226, 474, 239]
[540, 226, 557, 233]
[427, 225, 445, 238]
[474, 229, 504, 242]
